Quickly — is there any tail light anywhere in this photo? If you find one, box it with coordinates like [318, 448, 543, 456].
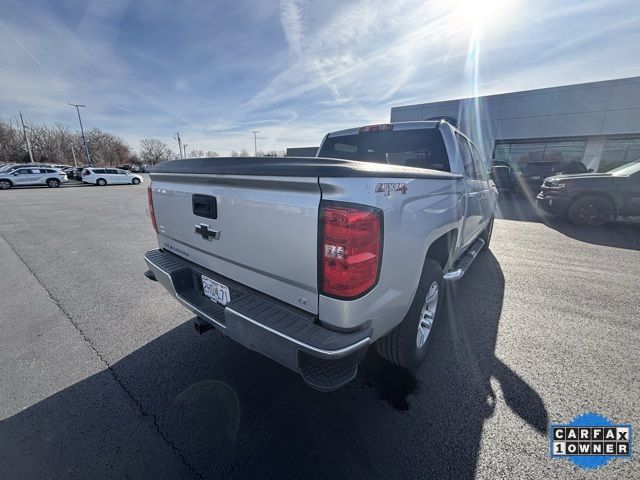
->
[147, 186, 158, 233]
[320, 202, 383, 299]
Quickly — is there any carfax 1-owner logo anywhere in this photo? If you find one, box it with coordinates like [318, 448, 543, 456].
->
[550, 412, 632, 469]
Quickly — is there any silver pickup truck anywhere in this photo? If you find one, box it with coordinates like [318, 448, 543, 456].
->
[144, 121, 497, 390]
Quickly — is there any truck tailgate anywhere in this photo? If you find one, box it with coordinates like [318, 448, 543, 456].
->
[150, 173, 320, 314]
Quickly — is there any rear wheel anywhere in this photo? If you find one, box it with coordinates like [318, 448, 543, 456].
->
[567, 195, 613, 226]
[46, 178, 60, 188]
[0, 179, 12, 190]
[96, 178, 107, 186]
[132, 177, 141, 185]
[376, 259, 444, 368]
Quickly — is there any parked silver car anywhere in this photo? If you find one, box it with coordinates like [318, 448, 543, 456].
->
[0, 167, 69, 189]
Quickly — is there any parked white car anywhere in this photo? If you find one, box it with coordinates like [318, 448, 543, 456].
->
[0, 167, 69, 189]
[82, 167, 144, 186]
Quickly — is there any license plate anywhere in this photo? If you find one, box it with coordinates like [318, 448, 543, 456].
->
[201, 275, 230, 305]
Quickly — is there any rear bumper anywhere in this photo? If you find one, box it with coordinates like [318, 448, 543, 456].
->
[144, 249, 371, 391]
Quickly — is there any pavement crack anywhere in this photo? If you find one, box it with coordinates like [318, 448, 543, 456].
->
[1, 234, 206, 480]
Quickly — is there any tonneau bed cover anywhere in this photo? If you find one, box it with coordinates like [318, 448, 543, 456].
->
[148, 156, 462, 179]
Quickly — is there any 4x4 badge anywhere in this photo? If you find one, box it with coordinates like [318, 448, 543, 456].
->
[375, 182, 407, 196]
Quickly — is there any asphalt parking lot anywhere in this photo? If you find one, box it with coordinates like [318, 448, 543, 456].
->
[0, 180, 638, 479]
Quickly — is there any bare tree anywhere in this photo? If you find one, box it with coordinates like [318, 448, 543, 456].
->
[86, 128, 131, 166]
[139, 138, 171, 165]
[0, 118, 28, 163]
[257, 149, 286, 157]
[205, 150, 219, 157]
[189, 149, 205, 158]
[230, 150, 240, 157]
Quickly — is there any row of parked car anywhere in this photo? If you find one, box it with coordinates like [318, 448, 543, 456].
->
[0, 163, 145, 190]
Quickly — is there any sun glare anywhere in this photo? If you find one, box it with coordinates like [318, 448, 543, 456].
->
[459, 0, 514, 26]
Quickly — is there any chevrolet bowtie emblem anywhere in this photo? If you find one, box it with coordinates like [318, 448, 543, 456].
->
[195, 223, 220, 240]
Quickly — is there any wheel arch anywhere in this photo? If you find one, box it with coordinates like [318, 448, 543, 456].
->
[425, 228, 458, 272]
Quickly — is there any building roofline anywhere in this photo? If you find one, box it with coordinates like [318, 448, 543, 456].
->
[391, 75, 640, 110]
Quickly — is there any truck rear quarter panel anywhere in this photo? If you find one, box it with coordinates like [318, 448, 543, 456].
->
[318, 176, 464, 339]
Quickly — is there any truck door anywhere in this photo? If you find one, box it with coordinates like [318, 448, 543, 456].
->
[457, 134, 484, 246]
[469, 141, 493, 226]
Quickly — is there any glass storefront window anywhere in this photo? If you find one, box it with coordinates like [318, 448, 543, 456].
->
[493, 144, 510, 164]
[542, 141, 585, 163]
[493, 140, 586, 171]
[507, 143, 544, 171]
[600, 138, 640, 172]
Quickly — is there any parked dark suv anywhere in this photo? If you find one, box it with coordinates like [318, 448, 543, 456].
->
[516, 160, 589, 193]
[536, 161, 640, 226]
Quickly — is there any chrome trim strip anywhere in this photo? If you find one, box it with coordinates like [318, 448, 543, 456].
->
[443, 237, 485, 281]
[443, 268, 464, 280]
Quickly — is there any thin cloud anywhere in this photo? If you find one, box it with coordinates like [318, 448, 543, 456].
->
[0, 0, 638, 155]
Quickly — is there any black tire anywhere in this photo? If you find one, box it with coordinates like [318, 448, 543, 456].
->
[376, 259, 444, 368]
[97, 178, 107, 186]
[479, 215, 494, 250]
[567, 195, 613, 227]
[132, 178, 141, 185]
[0, 179, 12, 190]
[47, 178, 60, 188]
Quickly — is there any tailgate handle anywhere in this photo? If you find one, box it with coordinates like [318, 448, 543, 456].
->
[192, 194, 217, 219]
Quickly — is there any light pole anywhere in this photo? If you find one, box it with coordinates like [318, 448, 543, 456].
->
[183, 144, 188, 158]
[19, 112, 35, 163]
[174, 132, 183, 159]
[70, 143, 78, 167]
[251, 131, 260, 157]
[68, 103, 92, 166]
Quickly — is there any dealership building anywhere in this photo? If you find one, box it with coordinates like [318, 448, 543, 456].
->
[389, 76, 640, 173]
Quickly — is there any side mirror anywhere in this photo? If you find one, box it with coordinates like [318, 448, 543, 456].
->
[13, 172, 19, 176]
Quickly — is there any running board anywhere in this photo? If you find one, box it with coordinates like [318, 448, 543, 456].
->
[444, 237, 485, 281]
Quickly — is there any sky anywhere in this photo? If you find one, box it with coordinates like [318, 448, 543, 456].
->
[1, 0, 640, 155]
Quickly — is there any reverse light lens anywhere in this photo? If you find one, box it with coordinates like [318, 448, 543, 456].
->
[320, 202, 383, 299]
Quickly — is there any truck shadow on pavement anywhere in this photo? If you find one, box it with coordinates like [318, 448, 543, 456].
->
[0, 252, 548, 480]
